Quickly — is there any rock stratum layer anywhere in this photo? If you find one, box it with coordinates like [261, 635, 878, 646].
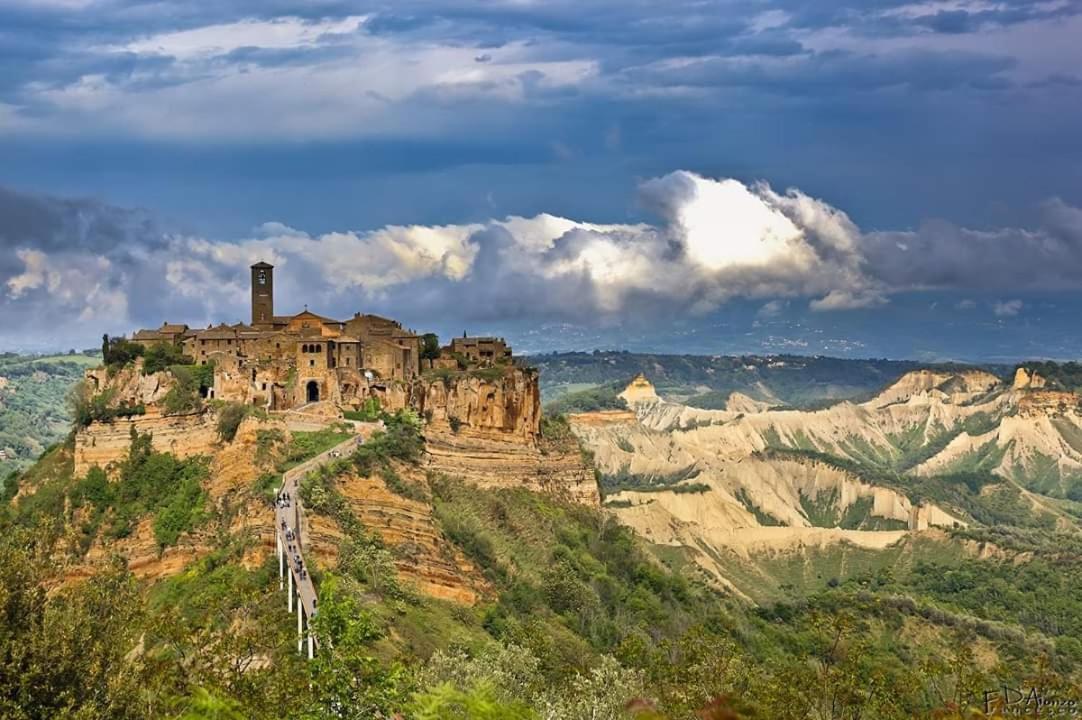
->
[61, 362, 594, 604]
[74, 409, 218, 477]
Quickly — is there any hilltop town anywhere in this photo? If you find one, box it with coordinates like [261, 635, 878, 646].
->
[127, 261, 512, 412]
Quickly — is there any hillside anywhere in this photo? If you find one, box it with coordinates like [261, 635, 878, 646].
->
[532, 351, 1011, 409]
[569, 369, 1082, 592]
[2, 356, 1082, 717]
[0, 352, 100, 483]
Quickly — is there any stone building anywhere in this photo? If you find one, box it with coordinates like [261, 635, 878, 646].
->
[133, 261, 436, 411]
[448, 336, 512, 366]
[132, 322, 191, 348]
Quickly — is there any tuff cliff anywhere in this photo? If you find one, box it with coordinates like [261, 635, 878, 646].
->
[411, 368, 598, 506]
[412, 369, 541, 444]
[58, 361, 597, 602]
[74, 409, 218, 478]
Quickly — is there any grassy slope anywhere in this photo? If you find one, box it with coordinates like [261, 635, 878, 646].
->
[3, 426, 1082, 717]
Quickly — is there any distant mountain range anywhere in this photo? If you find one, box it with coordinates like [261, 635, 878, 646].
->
[531, 350, 1013, 408]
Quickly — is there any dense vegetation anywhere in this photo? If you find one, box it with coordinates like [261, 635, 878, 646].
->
[2, 351, 1082, 717]
[544, 380, 629, 415]
[7, 429, 210, 550]
[0, 352, 100, 482]
[6, 455, 1080, 718]
[1021, 360, 1082, 395]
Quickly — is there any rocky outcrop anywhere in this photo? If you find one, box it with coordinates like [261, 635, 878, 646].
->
[424, 429, 600, 507]
[83, 362, 175, 406]
[73, 409, 219, 477]
[871, 369, 1001, 408]
[619, 374, 659, 405]
[303, 469, 486, 605]
[1012, 367, 1047, 390]
[412, 368, 541, 444]
[1017, 390, 1079, 417]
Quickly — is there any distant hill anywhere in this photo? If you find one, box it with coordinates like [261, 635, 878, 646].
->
[0, 352, 100, 484]
[530, 351, 1012, 408]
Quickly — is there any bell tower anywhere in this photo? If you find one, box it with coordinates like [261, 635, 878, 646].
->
[251, 261, 274, 326]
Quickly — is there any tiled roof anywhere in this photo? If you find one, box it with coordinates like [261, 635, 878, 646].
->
[159, 323, 189, 333]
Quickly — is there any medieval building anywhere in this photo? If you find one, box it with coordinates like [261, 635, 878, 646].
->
[131, 262, 511, 411]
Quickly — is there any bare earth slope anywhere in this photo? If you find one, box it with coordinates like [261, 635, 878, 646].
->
[570, 370, 1082, 594]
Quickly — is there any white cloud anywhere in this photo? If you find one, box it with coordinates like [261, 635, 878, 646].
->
[3, 171, 1082, 344]
[993, 299, 1023, 316]
[111, 16, 367, 60]
[17, 30, 599, 141]
[757, 299, 786, 317]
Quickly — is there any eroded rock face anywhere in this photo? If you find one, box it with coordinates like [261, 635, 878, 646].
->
[83, 362, 177, 407]
[424, 429, 600, 507]
[619, 373, 659, 406]
[302, 468, 486, 605]
[64, 361, 595, 604]
[1013, 367, 1047, 390]
[73, 409, 219, 477]
[1017, 390, 1079, 417]
[412, 369, 541, 444]
[871, 368, 1001, 407]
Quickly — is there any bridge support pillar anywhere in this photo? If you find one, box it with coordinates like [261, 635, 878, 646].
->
[297, 604, 304, 654]
[288, 570, 293, 612]
[308, 625, 314, 659]
[277, 531, 284, 590]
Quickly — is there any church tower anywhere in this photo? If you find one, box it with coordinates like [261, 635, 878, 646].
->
[251, 261, 274, 326]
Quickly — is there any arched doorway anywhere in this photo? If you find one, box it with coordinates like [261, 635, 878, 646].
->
[306, 380, 320, 403]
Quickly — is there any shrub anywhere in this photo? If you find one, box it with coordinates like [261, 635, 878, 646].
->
[351, 409, 425, 476]
[162, 366, 204, 415]
[142, 342, 191, 375]
[540, 414, 574, 443]
[102, 335, 143, 369]
[67, 382, 146, 427]
[216, 402, 249, 442]
[449, 416, 463, 434]
[344, 396, 382, 422]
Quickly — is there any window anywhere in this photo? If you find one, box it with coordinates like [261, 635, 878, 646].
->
[309, 360, 315, 367]
[258, 269, 266, 285]
[346, 358, 351, 366]
[262, 382, 267, 390]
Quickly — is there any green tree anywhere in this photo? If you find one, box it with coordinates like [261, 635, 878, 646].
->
[143, 342, 192, 375]
[175, 688, 247, 720]
[103, 336, 144, 368]
[216, 402, 249, 442]
[302, 575, 410, 719]
[410, 683, 538, 720]
[421, 333, 441, 369]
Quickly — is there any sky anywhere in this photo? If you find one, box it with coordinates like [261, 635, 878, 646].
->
[1, 0, 1081, 360]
